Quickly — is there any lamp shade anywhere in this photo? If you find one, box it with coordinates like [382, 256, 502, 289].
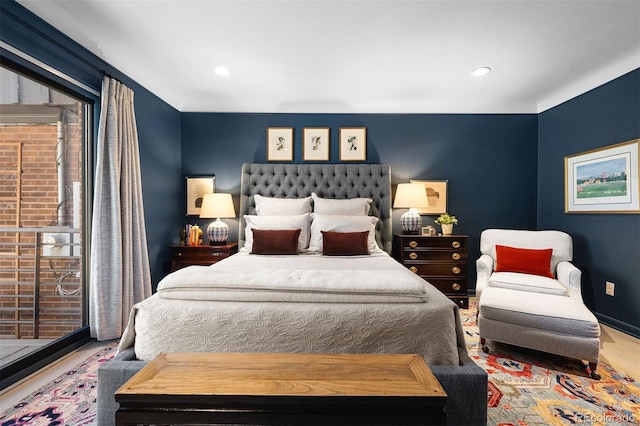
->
[393, 183, 429, 234]
[200, 193, 236, 245]
[393, 183, 429, 208]
[199, 193, 236, 219]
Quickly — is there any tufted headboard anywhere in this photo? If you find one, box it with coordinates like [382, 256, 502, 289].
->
[239, 163, 393, 254]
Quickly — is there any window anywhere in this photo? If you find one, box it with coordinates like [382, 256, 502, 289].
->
[0, 63, 93, 389]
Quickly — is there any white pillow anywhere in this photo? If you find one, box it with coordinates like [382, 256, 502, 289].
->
[254, 194, 312, 216]
[308, 214, 382, 253]
[311, 193, 372, 215]
[243, 214, 311, 252]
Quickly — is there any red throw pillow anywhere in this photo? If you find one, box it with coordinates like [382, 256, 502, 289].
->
[322, 231, 370, 256]
[251, 229, 301, 255]
[495, 245, 554, 278]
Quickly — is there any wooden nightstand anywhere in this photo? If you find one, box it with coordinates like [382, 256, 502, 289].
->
[169, 243, 238, 272]
[393, 234, 469, 308]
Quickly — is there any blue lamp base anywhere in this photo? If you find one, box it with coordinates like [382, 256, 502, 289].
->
[207, 218, 229, 245]
[400, 209, 422, 234]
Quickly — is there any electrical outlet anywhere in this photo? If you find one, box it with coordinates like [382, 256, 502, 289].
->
[605, 281, 615, 297]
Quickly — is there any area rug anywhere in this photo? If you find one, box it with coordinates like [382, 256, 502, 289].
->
[1, 302, 638, 425]
[0, 342, 118, 426]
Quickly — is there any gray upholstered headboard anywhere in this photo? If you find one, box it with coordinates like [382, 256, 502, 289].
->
[239, 163, 393, 254]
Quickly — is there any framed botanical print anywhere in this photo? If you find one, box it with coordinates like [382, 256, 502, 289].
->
[339, 127, 366, 162]
[186, 175, 215, 216]
[303, 127, 330, 161]
[565, 139, 639, 213]
[267, 127, 294, 161]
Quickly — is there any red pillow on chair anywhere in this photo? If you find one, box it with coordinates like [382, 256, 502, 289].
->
[495, 245, 554, 278]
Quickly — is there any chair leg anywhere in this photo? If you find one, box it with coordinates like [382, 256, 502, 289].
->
[480, 338, 489, 353]
[587, 361, 601, 380]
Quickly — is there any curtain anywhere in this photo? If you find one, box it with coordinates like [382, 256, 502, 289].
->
[90, 76, 152, 341]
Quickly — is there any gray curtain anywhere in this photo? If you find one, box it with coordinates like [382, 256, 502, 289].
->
[90, 76, 152, 341]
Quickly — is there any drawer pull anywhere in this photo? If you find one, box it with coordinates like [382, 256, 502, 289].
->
[451, 252, 461, 260]
[212, 252, 221, 256]
[177, 252, 183, 256]
[452, 266, 461, 274]
[409, 266, 418, 273]
[452, 283, 461, 291]
[409, 252, 418, 260]
[451, 241, 461, 249]
[409, 241, 418, 248]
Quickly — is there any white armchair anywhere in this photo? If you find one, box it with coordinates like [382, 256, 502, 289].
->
[476, 229, 601, 379]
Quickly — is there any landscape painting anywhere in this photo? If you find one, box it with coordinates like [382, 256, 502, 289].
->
[565, 139, 639, 213]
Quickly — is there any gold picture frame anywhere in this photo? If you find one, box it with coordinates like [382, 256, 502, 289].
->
[185, 175, 215, 216]
[267, 127, 294, 162]
[339, 127, 366, 162]
[565, 139, 639, 213]
[303, 127, 330, 161]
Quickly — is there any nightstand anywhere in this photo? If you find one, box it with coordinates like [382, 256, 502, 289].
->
[393, 234, 469, 308]
[169, 243, 238, 272]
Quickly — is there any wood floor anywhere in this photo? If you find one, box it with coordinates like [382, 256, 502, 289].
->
[0, 324, 638, 415]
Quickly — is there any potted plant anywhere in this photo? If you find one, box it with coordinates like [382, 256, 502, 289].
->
[435, 213, 458, 235]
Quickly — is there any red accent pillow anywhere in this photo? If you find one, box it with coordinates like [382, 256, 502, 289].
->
[321, 231, 370, 256]
[495, 245, 554, 278]
[251, 229, 301, 255]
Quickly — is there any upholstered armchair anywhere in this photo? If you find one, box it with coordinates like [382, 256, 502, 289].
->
[476, 229, 601, 379]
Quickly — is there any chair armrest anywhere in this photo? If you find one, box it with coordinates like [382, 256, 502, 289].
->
[475, 254, 494, 299]
[556, 261, 582, 300]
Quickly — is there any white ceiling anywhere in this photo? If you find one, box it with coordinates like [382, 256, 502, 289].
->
[16, 0, 640, 114]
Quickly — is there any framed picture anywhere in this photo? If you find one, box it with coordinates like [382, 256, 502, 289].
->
[186, 176, 215, 216]
[565, 139, 639, 213]
[303, 127, 330, 161]
[410, 179, 448, 214]
[339, 127, 366, 161]
[267, 127, 294, 161]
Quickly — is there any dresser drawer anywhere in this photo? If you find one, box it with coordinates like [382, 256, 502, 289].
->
[399, 237, 467, 250]
[402, 250, 467, 262]
[405, 262, 467, 277]
[425, 278, 468, 295]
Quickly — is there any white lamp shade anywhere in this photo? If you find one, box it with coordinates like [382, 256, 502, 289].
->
[394, 183, 429, 234]
[199, 193, 236, 219]
[393, 183, 429, 208]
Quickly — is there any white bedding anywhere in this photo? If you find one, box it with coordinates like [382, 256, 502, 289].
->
[119, 252, 465, 366]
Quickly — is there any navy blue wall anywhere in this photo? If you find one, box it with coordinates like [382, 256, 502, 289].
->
[1, 1, 183, 288]
[181, 113, 539, 284]
[538, 69, 640, 336]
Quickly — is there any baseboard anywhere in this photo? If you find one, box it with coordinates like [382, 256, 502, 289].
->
[595, 313, 640, 339]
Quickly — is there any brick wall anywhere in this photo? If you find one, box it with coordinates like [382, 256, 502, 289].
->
[0, 106, 84, 339]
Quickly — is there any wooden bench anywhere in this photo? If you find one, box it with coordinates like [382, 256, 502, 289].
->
[115, 352, 448, 425]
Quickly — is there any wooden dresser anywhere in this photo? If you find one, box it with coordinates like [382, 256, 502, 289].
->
[393, 234, 469, 308]
[169, 243, 238, 272]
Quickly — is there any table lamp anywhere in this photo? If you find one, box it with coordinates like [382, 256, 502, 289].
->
[199, 193, 236, 245]
[393, 183, 429, 234]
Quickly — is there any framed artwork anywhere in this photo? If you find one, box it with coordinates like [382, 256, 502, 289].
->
[410, 179, 448, 214]
[303, 127, 330, 161]
[186, 175, 215, 216]
[267, 127, 294, 161]
[565, 139, 639, 213]
[339, 127, 366, 161]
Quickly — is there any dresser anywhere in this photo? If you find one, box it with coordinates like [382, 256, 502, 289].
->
[169, 243, 238, 272]
[393, 234, 469, 308]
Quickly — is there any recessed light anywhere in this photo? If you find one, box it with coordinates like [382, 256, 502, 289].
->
[214, 66, 230, 76]
[471, 67, 491, 77]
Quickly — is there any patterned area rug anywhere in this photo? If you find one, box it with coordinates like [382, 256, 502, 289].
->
[461, 298, 639, 425]
[1, 301, 638, 425]
[0, 342, 118, 426]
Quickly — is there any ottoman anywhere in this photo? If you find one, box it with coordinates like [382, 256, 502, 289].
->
[478, 286, 601, 379]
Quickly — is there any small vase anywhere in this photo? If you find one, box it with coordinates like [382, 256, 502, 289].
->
[441, 224, 454, 235]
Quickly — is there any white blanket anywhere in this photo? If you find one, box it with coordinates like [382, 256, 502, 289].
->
[157, 252, 428, 303]
[119, 252, 465, 366]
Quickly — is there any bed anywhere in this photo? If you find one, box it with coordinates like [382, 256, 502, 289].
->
[97, 163, 487, 425]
